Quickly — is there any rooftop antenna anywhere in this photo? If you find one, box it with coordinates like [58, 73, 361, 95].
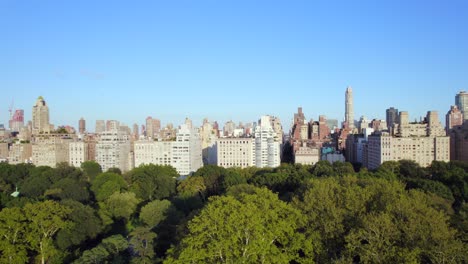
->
[8, 98, 14, 120]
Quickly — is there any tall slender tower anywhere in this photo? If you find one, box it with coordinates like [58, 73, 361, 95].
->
[345, 86, 354, 129]
[79, 118, 86, 134]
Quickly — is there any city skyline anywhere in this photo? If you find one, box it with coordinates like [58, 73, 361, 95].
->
[1, 1, 467, 129]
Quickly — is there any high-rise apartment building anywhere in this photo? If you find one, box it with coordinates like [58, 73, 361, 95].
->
[217, 138, 255, 168]
[134, 140, 173, 167]
[106, 120, 120, 132]
[171, 124, 203, 176]
[9, 109, 24, 132]
[79, 118, 86, 134]
[223, 121, 236, 137]
[366, 111, 449, 169]
[32, 96, 51, 134]
[8, 142, 32, 164]
[32, 136, 73, 167]
[69, 141, 89, 167]
[145, 117, 161, 139]
[95, 120, 105, 134]
[345, 86, 354, 129]
[455, 91, 468, 120]
[386, 107, 399, 130]
[134, 125, 203, 176]
[254, 116, 281, 168]
[95, 130, 131, 172]
[200, 118, 218, 165]
[446, 106, 463, 134]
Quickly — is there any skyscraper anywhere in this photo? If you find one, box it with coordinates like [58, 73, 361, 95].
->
[9, 109, 24, 132]
[345, 86, 354, 129]
[455, 91, 468, 120]
[446, 106, 463, 134]
[386, 107, 399, 130]
[95, 120, 105, 133]
[145, 116, 161, 139]
[79, 117, 86, 134]
[32, 96, 51, 134]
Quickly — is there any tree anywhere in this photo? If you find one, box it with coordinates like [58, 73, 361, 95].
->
[100, 192, 139, 224]
[220, 169, 246, 192]
[129, 164, 177, 202]
[23, 201, 72, 264]
[293, 176, 467, 263]
[129, 227, 157, 263]
[75, 235, 129, 264]
[81, 161, 102, 182]
[193, 165, 227, 196]
[332, 161, 355, 177]
[345, 189, 466, 263]
[91, 172, 127, 202]
[140, 199, 176, 228]
[166, 187, 304, 263]
[174, 176, 207, 213]
[45, 177, 91, 203]
[20, 166, 55, 198]
[55, 200, 103, 251]
[0, 207, 28, 264]
[311, 160, 335, 177]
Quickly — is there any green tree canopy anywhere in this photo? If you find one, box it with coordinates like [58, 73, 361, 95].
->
[129, 164, 177, 202]
[166, 187, 304, 263]
[91, 172, 127, 202]
[81, 161, 102, 182]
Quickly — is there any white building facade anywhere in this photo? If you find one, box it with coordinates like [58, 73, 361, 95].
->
[95, 131, 131, 172]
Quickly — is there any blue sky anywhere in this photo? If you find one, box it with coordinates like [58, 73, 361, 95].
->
[1, 0, 467, 131]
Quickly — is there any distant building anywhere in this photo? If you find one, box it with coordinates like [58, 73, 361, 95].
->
[254, 116, 281, 168]
[95, 120, 105, 134]
[386, 107, 399, 131]
[9, 109, 24, 132]
[0, 143, 8, 159]
[455, 91, 468, 120]
[200, 119, 218, 165]
[216, 116, 281, 169]
[69, 141, 88, 167]
[448, 120, 468, 162]
[146, 117, 161, 139]
[295, 144, 320, 165]
[9, 142, 32, 164]
[134, 140, 173, 167]
[345, 86, 354, 129]
[32, 96, 52, 134]
[223, 121, 236, 137]
[366, 111, 449, 169]
[32, 136, 73, 167]
[79, 118, 86, 134]
[95, 130, 131, 172]
[446, 105, 463, 134]
[217, 138, 255, 168]
[171, 124, 203, 176]
[106, 120, 120, 132]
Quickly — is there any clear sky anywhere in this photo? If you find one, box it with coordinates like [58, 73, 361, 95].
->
[1, 0, 467, 131]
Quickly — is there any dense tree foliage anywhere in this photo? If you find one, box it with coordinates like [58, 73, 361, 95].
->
[0, 160, 466, 263]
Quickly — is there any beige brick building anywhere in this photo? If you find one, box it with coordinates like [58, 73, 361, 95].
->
[69, 141, 89, 167]
[217, 138, 255, 168]
[32, 137, 73, 167]
[366, 111, 449, 169]
[8, 143, 32, 164]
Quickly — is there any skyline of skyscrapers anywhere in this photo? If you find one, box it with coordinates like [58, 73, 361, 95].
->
[0, 87, 467, 175]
